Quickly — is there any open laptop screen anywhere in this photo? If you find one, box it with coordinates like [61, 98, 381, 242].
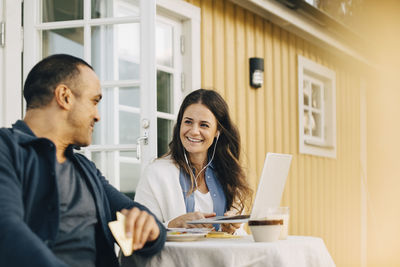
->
[188, 153, 292, 224]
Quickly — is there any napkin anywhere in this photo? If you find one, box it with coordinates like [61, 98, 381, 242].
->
[108, 212, 134, 256]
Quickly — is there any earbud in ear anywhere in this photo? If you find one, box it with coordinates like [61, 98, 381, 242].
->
[216, 131, 220, 139]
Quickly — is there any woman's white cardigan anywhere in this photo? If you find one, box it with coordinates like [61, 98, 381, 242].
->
[135, 157, 248, 234]
[134, 157, 186, 226]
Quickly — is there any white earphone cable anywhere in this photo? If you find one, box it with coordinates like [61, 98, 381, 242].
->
[183, 134, 219, 188]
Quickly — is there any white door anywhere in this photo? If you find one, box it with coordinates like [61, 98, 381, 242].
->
[22, 0, 200, 197]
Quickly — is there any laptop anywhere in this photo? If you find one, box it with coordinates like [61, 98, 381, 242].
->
[188, 153, 292, 224]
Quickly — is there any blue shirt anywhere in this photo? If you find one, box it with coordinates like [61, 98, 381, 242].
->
[179, 162, 227, 230]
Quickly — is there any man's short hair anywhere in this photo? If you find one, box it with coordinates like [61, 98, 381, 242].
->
[23, 54, 93, 110]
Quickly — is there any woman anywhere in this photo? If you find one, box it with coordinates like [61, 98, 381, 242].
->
[135, 89, 252, 233]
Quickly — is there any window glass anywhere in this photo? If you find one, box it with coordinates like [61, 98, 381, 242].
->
[92, 87, 116, 145]
[120, 162, 140, 197]
[91, 23, 140, 81]
[119, 87, 140, 108]
[311, 83, 321, 109]
[42, 0, 83, 22]
[91, 0, 139, 18]
[312, 112, 321, 137]
[303, 80, 310, 106]
[119, 111, 140, 144]
[92, 119, 103, 145]
[156, 22, 173, 67]
[303, 110, 310, 136]
[42, 28, 84, 58]
[91, 151, 115, 181]
[157, 118, 173, 157]
[157, 70, 173, 113]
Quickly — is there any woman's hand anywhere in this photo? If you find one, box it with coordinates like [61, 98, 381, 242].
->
[221, 211, 242, 234]
[167, 212, 216, 228]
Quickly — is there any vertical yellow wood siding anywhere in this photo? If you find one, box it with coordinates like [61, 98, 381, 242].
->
[186, 0, 362, 266]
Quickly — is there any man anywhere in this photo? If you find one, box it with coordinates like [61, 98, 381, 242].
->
[0, 54, 166, 267]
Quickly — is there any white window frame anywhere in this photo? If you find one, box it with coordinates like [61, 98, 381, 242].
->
[298, 55, 336, 158]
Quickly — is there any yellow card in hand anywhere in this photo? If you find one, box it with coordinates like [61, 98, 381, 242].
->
[108, 211, 134, 256]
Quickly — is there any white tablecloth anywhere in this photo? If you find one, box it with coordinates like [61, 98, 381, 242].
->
[121, 236, 336, 267]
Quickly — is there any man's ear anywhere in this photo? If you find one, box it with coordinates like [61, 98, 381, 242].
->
[54, 84, 73, 110]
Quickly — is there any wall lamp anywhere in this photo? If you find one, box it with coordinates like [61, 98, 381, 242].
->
[249, 57, 264, 89]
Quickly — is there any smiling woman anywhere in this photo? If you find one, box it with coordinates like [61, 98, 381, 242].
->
[134, 89, 252, 234]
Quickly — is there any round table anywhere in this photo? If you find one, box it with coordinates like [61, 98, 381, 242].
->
[121, 235, 335, 267]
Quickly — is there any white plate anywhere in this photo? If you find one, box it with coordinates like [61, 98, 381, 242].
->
[166, 232, 206, 242]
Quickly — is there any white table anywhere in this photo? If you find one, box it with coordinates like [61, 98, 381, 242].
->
[121, 236, 336, 267]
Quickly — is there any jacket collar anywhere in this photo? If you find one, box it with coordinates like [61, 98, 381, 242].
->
[12, 120, 80, 154]
[12, 120, 40, 145]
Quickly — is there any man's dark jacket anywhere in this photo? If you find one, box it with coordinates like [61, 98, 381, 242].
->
[0, 120, 166, 267]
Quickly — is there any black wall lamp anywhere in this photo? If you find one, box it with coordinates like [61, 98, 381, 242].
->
[249, 57, 264, 89]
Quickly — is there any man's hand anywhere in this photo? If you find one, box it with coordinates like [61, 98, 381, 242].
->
[120, 207, 160, 251]
[167, 212, 215, 228]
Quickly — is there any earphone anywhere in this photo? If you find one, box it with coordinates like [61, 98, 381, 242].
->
[216, 131, 220, 140]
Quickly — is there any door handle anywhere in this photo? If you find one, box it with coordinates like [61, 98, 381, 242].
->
[136, 119, 150, 160]
[136, 132, 148, 160]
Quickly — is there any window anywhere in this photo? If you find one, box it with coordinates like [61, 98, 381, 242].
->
[298, 55, 336, 158]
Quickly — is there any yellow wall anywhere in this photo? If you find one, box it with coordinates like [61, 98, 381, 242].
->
[186, 0, 364, 266]
[367, 71, 400, 267]
[363, 2, 400, 266]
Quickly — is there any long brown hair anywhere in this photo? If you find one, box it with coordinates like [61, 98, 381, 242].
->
[166, 89, 252, 213]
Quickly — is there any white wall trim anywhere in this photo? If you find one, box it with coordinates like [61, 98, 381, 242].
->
[230, 0, 372, 67]
[1, 0, 23, 127]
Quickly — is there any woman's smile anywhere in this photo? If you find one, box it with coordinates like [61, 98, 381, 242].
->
[186, 136, 203, 143]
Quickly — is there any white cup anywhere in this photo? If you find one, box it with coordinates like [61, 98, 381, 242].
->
[264, 207, 290, 240]
[249, 221, 282, 242]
